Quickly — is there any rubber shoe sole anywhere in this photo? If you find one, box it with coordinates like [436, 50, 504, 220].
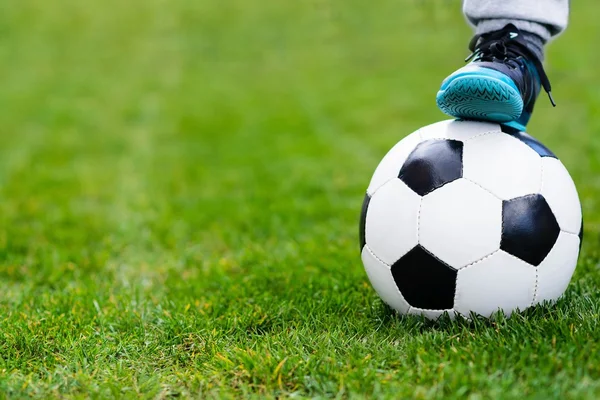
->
[436, 75, 523, 123]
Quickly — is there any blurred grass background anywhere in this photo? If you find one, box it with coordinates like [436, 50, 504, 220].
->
[0, 0, 599, 398]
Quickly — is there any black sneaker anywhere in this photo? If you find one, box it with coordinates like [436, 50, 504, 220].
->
[436, 24, 555, 131]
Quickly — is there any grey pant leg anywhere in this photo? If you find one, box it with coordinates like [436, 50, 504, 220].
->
[462, 0, 570, 42]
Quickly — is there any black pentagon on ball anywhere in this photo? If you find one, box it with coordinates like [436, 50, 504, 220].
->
[501, 194, 560, 266]
[500, 124, 557, 158]
[399, 139, 463, 196]
[359, 193, 370, 251]
[391, 246, 457, 310]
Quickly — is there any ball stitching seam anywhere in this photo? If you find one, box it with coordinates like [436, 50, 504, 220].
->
[367, 176, 398, 197]
[364, 244, 412, 309]
[416, 197, 423, 243]
[531, 266, 539, 307]
[364, 243, 391, 268]
[462, 177, 503, 201]
[457, 249, 501, 273]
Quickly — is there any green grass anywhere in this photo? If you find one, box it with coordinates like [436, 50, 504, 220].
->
[0, 0, 599, 398]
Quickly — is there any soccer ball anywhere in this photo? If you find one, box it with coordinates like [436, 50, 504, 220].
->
[359, 120, 583, 320]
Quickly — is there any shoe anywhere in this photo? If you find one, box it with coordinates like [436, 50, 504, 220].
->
[436, 24, 555, 131]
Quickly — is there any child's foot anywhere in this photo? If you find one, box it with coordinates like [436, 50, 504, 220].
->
[436, 24, 555, 131]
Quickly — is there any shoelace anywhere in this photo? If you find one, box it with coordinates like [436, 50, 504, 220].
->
[464, 27, 556, 107]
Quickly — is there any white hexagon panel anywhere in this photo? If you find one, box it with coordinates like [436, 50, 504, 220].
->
[454, 251, 536, 318]
[364, 179, 421, 265]
[419, 179, 502, 269]
[463, 132, 542, 200]
[540, 157, 583, 234]
[534, 231, 581, 305]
